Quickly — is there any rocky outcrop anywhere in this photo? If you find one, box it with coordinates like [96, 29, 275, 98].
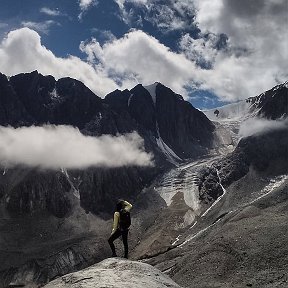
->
[105, 83, 215, 160]
[42, 258, 182, 288]
[0, 73, 32, 126]
[199, 124, 288, 203]
[1, 168, 71, 217]
[248, 81, 288, 119]
[7, 71, 103, 128]
[155, 84, 215, 158]
[198, 167, 224, 203]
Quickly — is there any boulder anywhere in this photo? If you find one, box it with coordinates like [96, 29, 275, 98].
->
[43, 258, 182, 288]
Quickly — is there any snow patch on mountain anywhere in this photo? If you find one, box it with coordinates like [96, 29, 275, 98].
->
[49, 88, 60, 99]
[155, 158, 217, 210]
[247, 175, 288, 206]
[273, 80, 288, 90]
[201, 169, 227, 217]
[144, 83, 182, 165]
[61, 168, 80, 199]
[128, 93, 134, 106]
[203, 100, 252, 121]
[144, 83, 158, 105]
[155, 123, 182, 165]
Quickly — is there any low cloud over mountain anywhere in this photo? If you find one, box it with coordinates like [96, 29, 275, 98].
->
[239, 118, 288, 138]
[0, 125, 153, 169]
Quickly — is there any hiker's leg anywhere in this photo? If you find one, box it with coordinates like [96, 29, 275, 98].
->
[122, 229, 129, 258]
[108, 229, 121, 256]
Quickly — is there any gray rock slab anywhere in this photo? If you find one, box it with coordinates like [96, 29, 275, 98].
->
[43, 258, 182, 288]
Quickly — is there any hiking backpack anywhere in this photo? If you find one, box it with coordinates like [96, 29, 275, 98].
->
[119, 209, 131, 230]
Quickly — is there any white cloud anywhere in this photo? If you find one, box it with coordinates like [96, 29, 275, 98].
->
[79, 0, 98, 10]
[239, 118, 288, 138]
[113, 0, 288, 102]
[179, 33, 218, 67]
[21, 20, 58, 35]
[78, 0, 98, 19]
[0, 125, 153, 169]
[0, 28, 118, 97]
[189, 0, 288, 100]
[40, 7, 61, 16]
[80, 29, 201, 96]
[91, 28, 116, 42]
[114, 0, 196, 31]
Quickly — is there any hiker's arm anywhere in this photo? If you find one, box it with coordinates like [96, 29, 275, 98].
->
[111, 212, 120, 235]
[123, 200, 132, 212]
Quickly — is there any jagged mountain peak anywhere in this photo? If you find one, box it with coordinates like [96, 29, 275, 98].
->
[0, 71, 216, 163]
[105, 80, 215, 161]
[0, 71, 103, 128]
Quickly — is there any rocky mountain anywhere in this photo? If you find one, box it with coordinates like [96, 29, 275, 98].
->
[135, 82, 288, 288]
[1, 71, 287, 288]
[248, 81, 288, 119]
[37, 78, 288, 288]
[0, 71, 218, 217]
[0, 71, 218, 287]
[105, 83, 215, 160]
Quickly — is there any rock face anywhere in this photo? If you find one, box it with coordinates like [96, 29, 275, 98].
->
[138, 82, 288, 287]
[105, 83, 215, 159]
[42, 258, 182, 288]
[248, 81, 288, 119]
[199, 123, 288, 203]
[1, 168, 71, 217]
[4, 71, 103, 128]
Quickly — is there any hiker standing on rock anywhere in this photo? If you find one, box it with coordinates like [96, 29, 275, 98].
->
[108, 199, 132, 258]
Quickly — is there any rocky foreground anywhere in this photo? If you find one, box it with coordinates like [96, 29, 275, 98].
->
[42, 258, 181, 288]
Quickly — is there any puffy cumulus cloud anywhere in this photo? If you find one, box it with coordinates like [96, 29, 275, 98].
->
[189, 0, 288, 100]
[114, 0, 288, 101]
[80, 29, 201, 96]
[239, 118, 288, 138]
[0, 125, 153, 169]
[0, 28, 118, 97]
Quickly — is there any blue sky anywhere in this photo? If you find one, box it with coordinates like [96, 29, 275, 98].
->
[0, 0, 287, 109]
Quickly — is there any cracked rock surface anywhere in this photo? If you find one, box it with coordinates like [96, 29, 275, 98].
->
[43, 258, 182, 288]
